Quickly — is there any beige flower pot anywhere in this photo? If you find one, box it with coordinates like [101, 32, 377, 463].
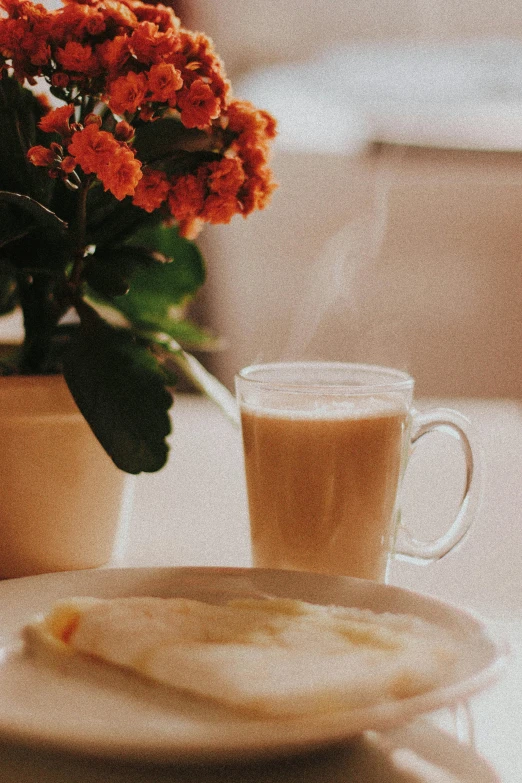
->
[0, 374, 131, 579]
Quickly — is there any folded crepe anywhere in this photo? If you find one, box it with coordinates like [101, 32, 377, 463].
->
[24, 596, 458, 717]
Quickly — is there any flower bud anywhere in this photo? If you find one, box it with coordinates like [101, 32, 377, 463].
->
[61, 156, 76, 174]
[84, 113, 102, 127]
[27, 145, 55, 167]
[51, 72, 69, 88]
[138, 106, 155, 122]
[114, 120, 134, 141]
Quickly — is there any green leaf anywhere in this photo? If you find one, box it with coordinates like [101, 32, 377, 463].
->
[62, 318, 173, 474]
[133, 117, 213, 163]
[0, 75, 55, 205]
[0, 192, 68, 238]
[82, 254, 133, 299]
[124, 222, 205, 292]
[83, 244, 171, 300]
[102, 223, 205, 339]
[151, 318, 216, 349]
[83, 290, 216, 350]
[132, 117, 222, 178]
[0, 203, 34, 249]
[0, 193, 70, 274]
[0, 261, 18, 314]
[85, 190, 152, 248]
[93, 244, 171, 270]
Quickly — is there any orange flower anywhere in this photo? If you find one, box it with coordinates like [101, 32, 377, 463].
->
[58, 0, 98, 7]
[132, 2, 179, 33]
[68, 123, 118, 175]
[38, 103, 75, 137]
[108, 70, 147, 115]
[187, 159, 248, 227]
[80, 10, 106, 37]
[48, 4, 91, 45]
[55, 41, 98, 74]
[200, 193, 240, 226]
[130, 21, 178, 65]
[96, 35, 130, 75]
[176, 78, 220, 129]
[239, 170, 277, 215]
[1, 0, 276, 227]
[227, 100, 277, 154]
[25, 33, 50, 67]
[173, 30, 229, 106]
[0, 5, 51, 75]
[167, 173, 205, 222]
[225, 100, 277, 214]
[103, 0, 138, 28]
[103, 145, 142, 200]
[68, 123, 142, 200]
[132, 167, 169, 212]
[207, 157, 245, 198]
[27, 145, 55, 167]
[146, 61, 182, 103]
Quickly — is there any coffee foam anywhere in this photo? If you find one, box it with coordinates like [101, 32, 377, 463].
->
[242, 394, 407, 421]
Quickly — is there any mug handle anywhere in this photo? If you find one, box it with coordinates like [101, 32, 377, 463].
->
[394, 408, 482, 563]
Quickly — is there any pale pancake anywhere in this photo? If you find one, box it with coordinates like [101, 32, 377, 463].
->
[24, 596, 459, 717]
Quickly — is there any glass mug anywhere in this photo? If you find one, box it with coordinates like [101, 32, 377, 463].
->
[235, 362, 480, 583]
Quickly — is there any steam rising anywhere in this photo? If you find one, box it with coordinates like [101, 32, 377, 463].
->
[281, 146, 408, 369]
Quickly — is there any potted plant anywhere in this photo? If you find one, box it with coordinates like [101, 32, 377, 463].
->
[0, 0, 276, 576]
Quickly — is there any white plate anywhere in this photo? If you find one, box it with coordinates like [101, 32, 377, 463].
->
[0, 718, 501, 782]
[0, 566, 508, 764]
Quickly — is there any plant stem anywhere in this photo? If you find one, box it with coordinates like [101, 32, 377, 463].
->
[69, 177, 90, 291]
[153, 334, 240, 427]
[18, 271, 61, 373]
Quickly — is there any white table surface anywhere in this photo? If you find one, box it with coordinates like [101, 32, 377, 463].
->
[1, 393, 521, 781]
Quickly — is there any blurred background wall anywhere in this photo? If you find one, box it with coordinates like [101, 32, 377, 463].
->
[183, 1, 522, 398]
[181, 1, 522, 79]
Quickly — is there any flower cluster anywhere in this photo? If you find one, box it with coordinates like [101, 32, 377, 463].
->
[167, 101, 276, 237]
[0, 0, 276, 236]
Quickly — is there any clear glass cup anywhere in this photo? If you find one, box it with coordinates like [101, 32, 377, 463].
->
[235, 362, 480, 583]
